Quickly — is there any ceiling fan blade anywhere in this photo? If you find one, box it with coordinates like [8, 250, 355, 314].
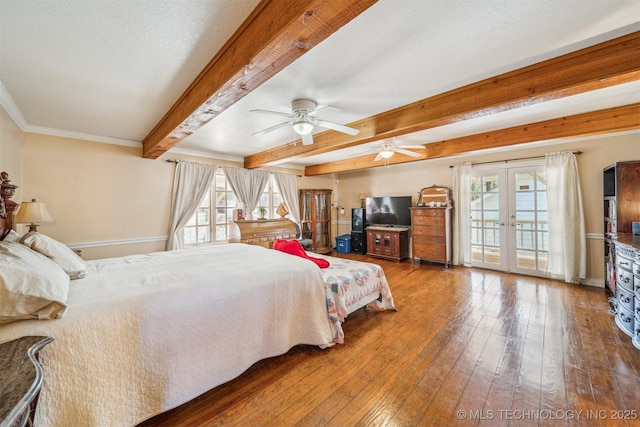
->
[301, 132, 314, 145]
[395, 148, 421, 158]
[374, 152, 383, 162]
[396, 144, 426, 150]
[252, 121, 291, 136]
[312, 104, 339, 113]
[249, 109, 292, 119]
[316, 120, 359, 135]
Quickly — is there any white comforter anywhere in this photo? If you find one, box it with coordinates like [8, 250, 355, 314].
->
[0, 244, 337, 426]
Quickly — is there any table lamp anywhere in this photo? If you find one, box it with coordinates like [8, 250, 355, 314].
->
[16, 199, 54, 232]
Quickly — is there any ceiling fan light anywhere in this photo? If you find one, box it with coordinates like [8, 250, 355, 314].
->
[292, 120, 314, 135]
[380, 150, 394, 159]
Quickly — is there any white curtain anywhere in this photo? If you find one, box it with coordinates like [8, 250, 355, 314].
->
[166, 161, 217, 251]
[452, 162, 472, 266]
[545, 152, 586, 284]
[273, 172, 300, 225]
[223, 166, 270, 219]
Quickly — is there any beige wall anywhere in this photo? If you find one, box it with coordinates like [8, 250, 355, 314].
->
[17, 132, 332, 259]
[2, 104, 639, 284]
[0, 106, 23, 202]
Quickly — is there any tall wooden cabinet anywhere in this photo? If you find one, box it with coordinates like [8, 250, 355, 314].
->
[604, 161, 640, 293]
[411, 185, 453, 267]
[411, 207, 452, 266]
[299, 189, 332, 254]
[603, 161, 640, 350]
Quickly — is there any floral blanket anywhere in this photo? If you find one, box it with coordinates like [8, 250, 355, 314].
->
[311, 253, 397, 343]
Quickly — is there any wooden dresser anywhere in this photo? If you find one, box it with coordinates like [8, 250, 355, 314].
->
[411, 207, 452, 266]
[228, 219, 296, 248]
[411, 185, 453, 267]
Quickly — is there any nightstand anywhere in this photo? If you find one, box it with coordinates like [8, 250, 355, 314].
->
[0, 336, 53, 427]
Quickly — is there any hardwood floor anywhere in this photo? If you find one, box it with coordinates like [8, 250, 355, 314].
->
[139, 253, 640, 426]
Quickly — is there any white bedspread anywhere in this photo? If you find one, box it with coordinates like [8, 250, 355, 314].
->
[0, 244, 337, 426]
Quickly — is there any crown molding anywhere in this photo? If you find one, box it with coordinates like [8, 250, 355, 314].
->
[1, 79, 142, 148]
[0, 80, 28, 129]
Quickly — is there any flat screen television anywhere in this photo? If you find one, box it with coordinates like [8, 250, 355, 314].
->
[365, 196, 412, 227]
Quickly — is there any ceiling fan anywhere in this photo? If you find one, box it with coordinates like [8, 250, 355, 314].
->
[250, 99, 359, 145]
[373, 138, 426, 161]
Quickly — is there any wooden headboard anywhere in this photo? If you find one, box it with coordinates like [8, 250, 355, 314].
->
[0, 171, 19, 241]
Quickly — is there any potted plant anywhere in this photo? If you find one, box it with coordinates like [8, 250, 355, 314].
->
[258, 205, 266, 219]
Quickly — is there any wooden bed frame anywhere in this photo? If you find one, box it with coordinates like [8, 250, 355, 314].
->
[0, 171, 19, 241]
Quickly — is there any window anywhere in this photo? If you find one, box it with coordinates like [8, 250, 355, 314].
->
[183, 171, 281, 245]
[251, 175, 282, 219]
[183, 169, 236, 245]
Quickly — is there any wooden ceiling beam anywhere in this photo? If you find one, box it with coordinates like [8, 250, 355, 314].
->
[142, 0, 378, 159]
[244, 31, 640, 169]
[303, 104, 640, 175]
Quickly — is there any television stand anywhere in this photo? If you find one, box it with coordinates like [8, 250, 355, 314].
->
[366, 226, 410, 262]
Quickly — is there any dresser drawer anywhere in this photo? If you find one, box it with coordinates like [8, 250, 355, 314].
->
[616, 286, 634, 313]
[413, 234, 445, 245]
[413, 208, 444, 217]
[413, 225, 445, 237]
[616, 250, 634, 272]
[413, 215, 445, 227]
[616, 265, 634, 292]
[413, 244, 446, 262]
[615, 305, 634, 337]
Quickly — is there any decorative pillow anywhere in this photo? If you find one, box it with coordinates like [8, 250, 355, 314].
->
[3, 229, 21, 243]
[20, 232, 87, 279]
[273, 239, 330, 268]
[0, 241, 70, 324]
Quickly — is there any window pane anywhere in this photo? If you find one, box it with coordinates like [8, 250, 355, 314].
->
[216, 225, 227, 241]
[215, 175, 226, 191]
[197, 208, 210, 225]
[200, 192, 210, 207]
[216, 208, 226, 223]
[184, 227, 196, 245]
[227, 192, 236, 207]
[197, 226, 211, 243]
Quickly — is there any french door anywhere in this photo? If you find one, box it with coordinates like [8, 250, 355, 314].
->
[470, 162, 548, 276]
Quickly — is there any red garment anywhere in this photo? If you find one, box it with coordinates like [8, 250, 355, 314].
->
[272, 239, 330, 268]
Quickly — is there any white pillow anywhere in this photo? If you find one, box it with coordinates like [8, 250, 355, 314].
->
[21, 232, 87, 279]
[3, 229, 21, 243]
[0, 241, 70, 324]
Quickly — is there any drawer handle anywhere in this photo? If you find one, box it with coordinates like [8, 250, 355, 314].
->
[619, 274, 630, 283]
[619, 313, 632, 323]
[619, 260, 630, 266]
[620, 295, 630, 304]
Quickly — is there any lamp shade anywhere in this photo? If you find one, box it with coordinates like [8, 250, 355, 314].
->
[276, 202, 290, 218]
[16, 199, 54, 232]
[380, 150, 395, 159]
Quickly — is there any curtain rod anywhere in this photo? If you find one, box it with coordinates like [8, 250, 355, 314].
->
[166, 159, 302, 177]
[449, 151, 582, 168]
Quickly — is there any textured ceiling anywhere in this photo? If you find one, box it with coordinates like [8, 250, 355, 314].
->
[1, 0, 638, 169]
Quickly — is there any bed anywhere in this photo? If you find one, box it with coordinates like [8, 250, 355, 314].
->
[0, 172, 396, 426]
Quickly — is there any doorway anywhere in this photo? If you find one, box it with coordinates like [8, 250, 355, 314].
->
[470, 162, 548, 276]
